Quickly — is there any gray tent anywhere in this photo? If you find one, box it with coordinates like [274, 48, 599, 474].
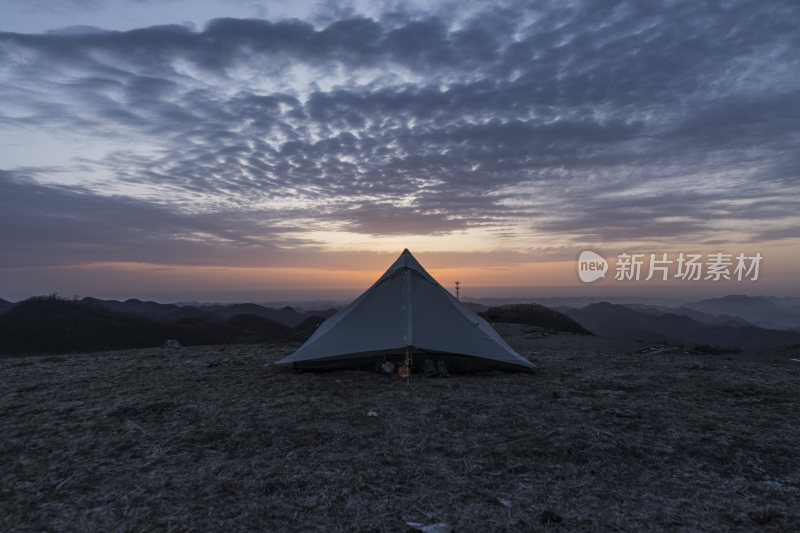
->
[276, 249, 535, 372]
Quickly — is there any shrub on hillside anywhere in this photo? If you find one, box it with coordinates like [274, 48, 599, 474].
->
[479, 303, 593, 335]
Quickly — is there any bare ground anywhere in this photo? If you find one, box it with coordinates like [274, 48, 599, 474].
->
[1, 325, 799, 532]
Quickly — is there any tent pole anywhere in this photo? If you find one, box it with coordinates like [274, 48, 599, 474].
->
[404, 346, 410, 386]
[405, 266, 412, 385]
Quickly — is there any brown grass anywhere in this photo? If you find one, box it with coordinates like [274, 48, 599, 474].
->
[2, 325, 799, 531]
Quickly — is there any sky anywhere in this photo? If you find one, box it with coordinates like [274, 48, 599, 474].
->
[1, 0, 799, 303]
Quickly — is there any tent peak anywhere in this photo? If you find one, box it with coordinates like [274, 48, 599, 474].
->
[378, 248, 435, 284]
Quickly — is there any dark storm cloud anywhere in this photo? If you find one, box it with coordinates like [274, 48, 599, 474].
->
[1, 0, 799, 265]
[0, 171, 308, 268]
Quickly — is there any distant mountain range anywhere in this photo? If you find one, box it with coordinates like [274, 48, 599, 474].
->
[2, 294, 798, 355]
[562, 299, 800, 351]
[76, 297, 336, 328]
[0, 296, 336, 356]
[681, 295, 800, 331]
[0, 296, 589, 356]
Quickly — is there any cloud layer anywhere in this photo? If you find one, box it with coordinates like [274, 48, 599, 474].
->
[1, 0, 799, 272]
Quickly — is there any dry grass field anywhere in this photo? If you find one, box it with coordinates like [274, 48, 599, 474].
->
[2, 325, 799, 531]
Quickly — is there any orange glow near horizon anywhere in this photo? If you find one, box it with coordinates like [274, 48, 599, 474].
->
[86, 259, 580, 289]
[2, 259, 579, 300]
[22, 251, 793, 292]
[426, 261, 578, 288]
[3, 242, 797, 302]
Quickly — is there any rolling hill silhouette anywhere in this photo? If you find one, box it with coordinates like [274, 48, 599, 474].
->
[564, 302, 800, 351]
[684, 295, 800, 331]
[0, 296, 323, 356]
[0, 298, 14, 314]
[479, 303, 592, 335]
[4, 294, 798, 356]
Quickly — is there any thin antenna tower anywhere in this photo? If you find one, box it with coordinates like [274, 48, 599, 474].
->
[455, 281, 460, 301]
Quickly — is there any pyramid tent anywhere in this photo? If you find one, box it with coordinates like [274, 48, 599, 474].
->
[276, 249, 535, 372]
